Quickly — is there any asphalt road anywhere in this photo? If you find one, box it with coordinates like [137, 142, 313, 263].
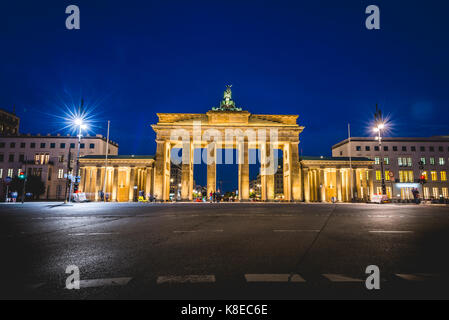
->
[1, 202, 449, 299]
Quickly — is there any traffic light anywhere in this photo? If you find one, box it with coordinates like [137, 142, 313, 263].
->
[73, 183, 79, 193]
[419, 175, 427, 185]
[18, 171, 25, 179]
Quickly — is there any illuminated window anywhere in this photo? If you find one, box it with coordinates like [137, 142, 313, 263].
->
[422, 171, 428, 180]
[374, 157, 380, 165]
[376, 187, 382, 195]
[58, 169, 64, 179]
[420, 157, 426, 165]
[384, 157, 389, 165]
[431, 171, 438, 181]
[443, 188, 448, 199]
[399, 170, 414, 182]
[376, 171, 381, 181]
[424, 187, 429, 199]
[34, 153, 50, 164]
[0, 168, 2, 178]
[408, 171, 414, 182]
[385, 170, 390, 181]
[439, 157, 445, 165]
[441, 171, 447, 181]
[386, 187, 392, 198]
[432, 187, 439, 198]
[407, 158, 412, 167]
[398, 158, 403, 166]
[430, 157, 435, 165]
[7, 168, 13, 177]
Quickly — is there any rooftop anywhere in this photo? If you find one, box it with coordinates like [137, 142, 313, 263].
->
[80, 155, 154, 160]
[332, 136, 449, 149]
[299, 156, 373, 162]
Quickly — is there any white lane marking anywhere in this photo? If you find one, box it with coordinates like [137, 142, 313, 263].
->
[245, 274, 305, 283]
[369, 230, 414, 234]
[173, 230, 223, 233]
[395, 273, 440, 281]
[157, 275, 216, 284]
[273, 229, 319, 233]
[323, 274, 363, 282]
[26, 283, 45, 290]
[78, 277, 132, 288]
[68, 232, 118, 236]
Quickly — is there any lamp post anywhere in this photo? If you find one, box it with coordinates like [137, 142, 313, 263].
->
[373, 122, 386, 195]
[68, 118, 87, 202]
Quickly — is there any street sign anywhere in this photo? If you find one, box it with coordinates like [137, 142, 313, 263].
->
[5, 176, 12, 184]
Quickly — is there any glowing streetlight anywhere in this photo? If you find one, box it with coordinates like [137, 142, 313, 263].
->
[373, 106, 387, 196]
[68, 115, 88, 202]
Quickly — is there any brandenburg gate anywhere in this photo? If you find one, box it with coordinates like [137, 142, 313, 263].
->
[152, 85, 303, 201]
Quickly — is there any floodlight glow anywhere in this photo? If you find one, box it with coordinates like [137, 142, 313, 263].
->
[74, 118, 83, 126]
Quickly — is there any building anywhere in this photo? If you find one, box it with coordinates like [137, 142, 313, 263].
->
[332, 136, 449, 200]
[0, 134, 118, 200]
[80, 86, 374, 203]
[0, 108, 20, 136]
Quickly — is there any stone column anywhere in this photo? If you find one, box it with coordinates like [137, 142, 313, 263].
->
[265, 142, 275, 201]
[95, 167, 102, 201]
[319, 169, 326, 202]
[303, 168, 310, 202]
[80, 168, 87, 192]
[181, 140, 194, 201]
[362, 169, 368, 201]
[353, 169, 359, 200]
[283, 144, 291, 201]
[260, 143, 267, 201]
[112, 167, 118, 201]
[90, 168, 95, 197]
[310, 169, 315, 201]
[369, 169, 374, 201]
[290, 142, 301, 201]
[153, 141, 165, 201]
[129, 168, 136, 201]
[145, 167, 153, 196]
[238, 139, 249, 201]
[260, 142, 275, 201]
[207, 141, 216, 196]
[164, 144, 171, 201]
[336, 169, 342, 202]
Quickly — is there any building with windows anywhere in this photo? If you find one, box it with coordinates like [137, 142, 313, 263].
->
[332, 136, 449, 200]
[0, 134, 118, 200]
[0, 108, 20, 136]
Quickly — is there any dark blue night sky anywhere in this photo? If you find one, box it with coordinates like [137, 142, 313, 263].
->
[1, 1, 449, 190]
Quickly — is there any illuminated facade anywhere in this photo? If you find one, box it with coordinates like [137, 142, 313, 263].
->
[332, 136, 449, 200]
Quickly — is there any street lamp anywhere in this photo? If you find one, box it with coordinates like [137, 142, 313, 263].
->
[373, 121, 387, 195]
[68, 117, 88, 202]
